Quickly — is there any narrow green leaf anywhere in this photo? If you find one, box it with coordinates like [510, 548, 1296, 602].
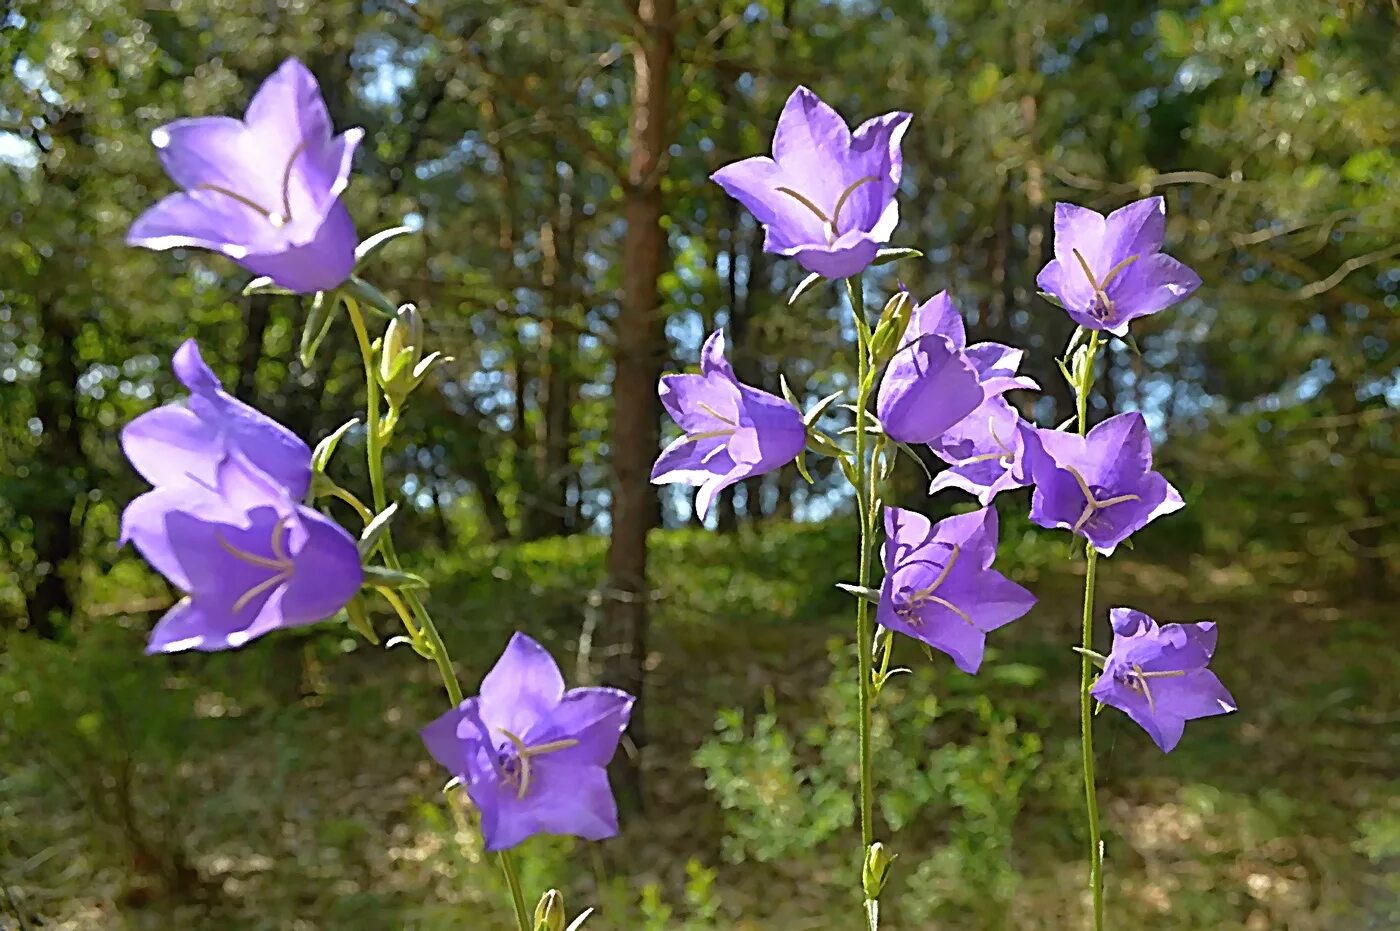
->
[355, 225, 417, 264]
[343, 276, 396, 315]
[299, 290, 338, 367]
[312, 419, 360, 473]
[803, 389, 846, 426]
[362, 564, 428, 590]
[870, 246, 924, 267]
[358, 503, 399, 557]
[794, 449, 815, 485]
[242, 276, 294, 296]
[1037, 290, 1065, 309]
[788, 272, 824, 305]
[779, 373, 800, 409]
[836, 582, 881, 604]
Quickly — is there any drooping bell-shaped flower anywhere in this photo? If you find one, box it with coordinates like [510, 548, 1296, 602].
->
[421, 632, 635, 852]
[127, 57, 363, 293]
[711, 87, 910, 280]
[651, 330, 806, 520]
[927, 395, 1035, 505]
[1091, 608, 1236, 752]
[877, 506, 1036, 674]
[1036, 197, 1200, 336]
[1023, 412, 1183, 556]
[121, 339, 312, 499]
[121, 453, 362, 653]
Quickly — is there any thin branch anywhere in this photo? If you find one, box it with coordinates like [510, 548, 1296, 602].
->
[1293, 243, 1400, 300]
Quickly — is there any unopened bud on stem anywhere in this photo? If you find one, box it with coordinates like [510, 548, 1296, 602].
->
[534, 889, 565, 931]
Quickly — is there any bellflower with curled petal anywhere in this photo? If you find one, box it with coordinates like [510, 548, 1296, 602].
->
[927, 395, 1035, 505]
[876, 291, 1037, 446]
[1023, 412, 1183, 556]
[421, 632, 634, 852]
[1091, 608, 1237, 752]
[122, 339, 312, 499]
[1036, 197, 1201, 336]
[651, 330, 805, 520]
[121, 453, 362, 653]
[877, 506, 1036, 674]
[711, 87, 911, 280]
[127, 57, 363, 293]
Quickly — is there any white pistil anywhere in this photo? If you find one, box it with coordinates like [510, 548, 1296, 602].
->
[1070, 248, 1139, 321]
[192, 139, 308, 230]
[959, 417, 1018, 466]
[497, 729, 581, 800]
[776, 175, 880, 245]
[217, 517, 294, 613]
[1064, 465, 1141, 535]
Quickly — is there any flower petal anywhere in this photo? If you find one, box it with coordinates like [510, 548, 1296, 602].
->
[479, 633, 567, 738]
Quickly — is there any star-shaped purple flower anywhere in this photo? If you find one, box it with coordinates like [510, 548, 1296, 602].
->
[122, 339, 312, 499]
[421, 632, 634, 852]
[121, 453, 362, 653]
[877, 506, 1036, 674]
[128, 58, 363, 294]
[927, 396, 1035, 505]
[711, 87, 911, 280]
[1036, 197, 1201, 336]
[1023, 412, 1184, 556]
[651, 330, 806, 520]
[876, 291, 1037, 446]
[1091, 608, 1236, 752]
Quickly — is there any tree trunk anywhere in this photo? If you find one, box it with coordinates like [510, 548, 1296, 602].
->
[533, 158, 578, 538]
[603, 0, 675, 808]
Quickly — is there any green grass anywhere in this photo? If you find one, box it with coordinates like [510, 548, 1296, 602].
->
[2, 516, 1396, 929]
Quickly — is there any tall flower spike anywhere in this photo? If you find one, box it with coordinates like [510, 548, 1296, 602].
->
[877, 506, 1036, 674]
[127, 58, 363, 293]
[1023, 412, 1184, 556]
[421, 633, 635, 852]
[1036, 197, 1201, 336]
[651, 330, 805, 520]
[1090, 608, 1236, 752]
[121, 453, 362, 653]
[121, 339, 312, 499]
[711, 87, 911, 280]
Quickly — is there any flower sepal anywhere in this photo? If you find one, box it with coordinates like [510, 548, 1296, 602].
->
[311, 419, 360, 475]
[361, 564, 428, 590]
[355, 225, 417, 266]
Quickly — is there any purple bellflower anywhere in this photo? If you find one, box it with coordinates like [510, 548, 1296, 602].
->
[121, 453, 362, 653]
[1024, 412, 1183, 556]
[421, 632, 634, 852]
[128, 58, 363, 294]
[1091, 608, 1236, 752]
[878, 506, 1036, 674]
[927, 396, 1035, 505]
[711, 87, 911, 280]
[876, 291, 1037, 447]
[1036, 197, 1201, 336]
[122, 339, 312, 500]
[651, 330, 806, 520]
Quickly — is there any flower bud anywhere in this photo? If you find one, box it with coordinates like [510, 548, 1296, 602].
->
[534, 889, 565, 931]
[868, 291, 912, 367]
[379, 303, 423, 386]
[862, 841, 895, 899]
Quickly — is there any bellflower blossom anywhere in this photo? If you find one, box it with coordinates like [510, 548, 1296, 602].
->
[651, 330, 805, 520]
[1024, 412, 1183, 556]
[122, 339, 312, 499]
[1036, 197, 1201, 336]
[421, 633, 634, 852]
[1091, 608, 1236, 752]
[711, 87, 911, 280]
[876, 291, 1037, 446]
[121, 453, 362, 653]
[877, 506, 1036, 674]
[927, 395, 1035, 504]
[127, 57, 363, 293]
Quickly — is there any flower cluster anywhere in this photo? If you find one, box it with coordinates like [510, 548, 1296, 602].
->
[121, 59, 635, 873]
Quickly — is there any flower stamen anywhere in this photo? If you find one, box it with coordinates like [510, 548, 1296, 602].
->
[1065, 465, 1140, 535]
[497, 729, 580, 800]
[898, 544, 975, 628]
[218, 518, 295, 613]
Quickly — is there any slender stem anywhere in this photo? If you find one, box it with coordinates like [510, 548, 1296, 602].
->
[344, 295, 464, 707]
[846, 278, 876, 885]
[1075, 330, 1104, 929]
[1080, 546, 1104, 930]
[326, 485, 373, 523]
[498, 849, 532, 931]
[376, 587, 421, 641]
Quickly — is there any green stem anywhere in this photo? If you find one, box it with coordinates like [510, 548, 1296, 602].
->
[498, 849, 532, 931]
[343, 295, 463, 707]
[1080, 546, 1103, 930]
[1076, 330, 1104, 929]
[846, 278, 877, 903]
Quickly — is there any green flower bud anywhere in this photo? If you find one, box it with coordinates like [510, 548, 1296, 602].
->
[862, 841, 895, 899]
[534, 889, 565, 931]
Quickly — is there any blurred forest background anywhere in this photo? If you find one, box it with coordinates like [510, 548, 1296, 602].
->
[2, 0, 1397, 929]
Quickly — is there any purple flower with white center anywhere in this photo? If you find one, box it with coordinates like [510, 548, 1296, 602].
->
[421, 632, 634, 852]
[122, 339, 312, 499]
[711, 87, 911, 280]
[877, 506, 1036, 674]
[121, 453, 362, 654]
[927, 396, 1035, 505]
[127, 58, 363, 294]
[1023, 412, 1184, 556]
[1090, 608, 1236, 752]
[1036, 197, 1201, 336]
[651, 330, 806, 520]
